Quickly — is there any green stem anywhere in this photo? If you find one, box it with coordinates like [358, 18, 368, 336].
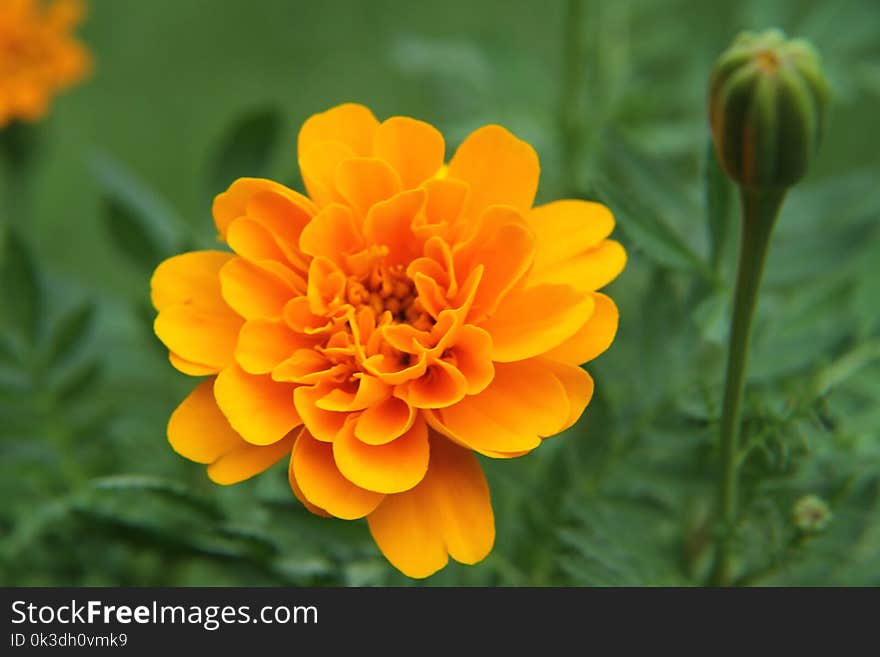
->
[710, 186, 786, 586]
[560, 0, 585, 195]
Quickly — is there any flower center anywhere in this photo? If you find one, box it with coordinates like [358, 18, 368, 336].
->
[345, 263, 433, 331]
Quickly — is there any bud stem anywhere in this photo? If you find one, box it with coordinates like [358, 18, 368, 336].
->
[710, 185, 786, 586]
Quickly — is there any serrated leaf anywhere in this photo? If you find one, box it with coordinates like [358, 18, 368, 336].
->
[91, 475, 223, 521]
[209, 107, 282, 196]
[102, 196, 168, 274]
[47, 302, 95, 370]
[54, 359, 101, 403]
[0, 228, 43, 342]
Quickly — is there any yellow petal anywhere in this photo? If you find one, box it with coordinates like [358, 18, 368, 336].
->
[154, 305, 242, 370]
[479, 284, 594, 362]
[363, 189, 426, 266]
[405, 359, 468, 409]
[293, 384, 348, 442]
[150, 251, 233, 313]
[167, 379, 242, 464]
[544, 293, 619, 364]
[226, 217, 289, 264]
[354, 396, 416, 445]
[447, 124, 539, 217]
[207, 434, 294, 485]
[219, 257, 297, 320]
[373, 116, 445, 189]
[287, 444, 331, 517]
[234, 319, 315, 374]
[169, 352, 219, 376]
[367, 433, 494, 578]
[214, 364, 301, 445]
[297, 103, 379, 161]
[334, 157, 402, 218]
[447, 325, 494, 395]
[540, 358, 595, 431]
[528, 239, 627, 293]
[528, 200, 615, 271]
[333, 416, 430, 494]
[291, 428, 384, 520]
[298, 203, 362, 262]
[213, 178, 315, 240]
[299, 140, 353, 208]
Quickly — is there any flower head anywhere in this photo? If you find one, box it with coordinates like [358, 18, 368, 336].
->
[152, 103, 626, 577]
[0, 0, 91, 128]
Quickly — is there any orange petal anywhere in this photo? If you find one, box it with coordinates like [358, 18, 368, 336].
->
[154, 305, 242, 370]
[334, 157, 402, 218]
[297, 103, 379, 160]
[150, 251, 233, 313]
[234, 319, 314, 374]
[287, 444, 331, 517]
[219, 257, 297, 320]
[245, 190, 312, 270]
[405, 359, 468, 409]
[169, 352, 219, 376]
[299, 141, 353, 208]
[213, 178, 315, 240]
[447, 325, 494, 395]
[316, 375, 390, 412]
[354, 396, 416, 445]
[479, 284, 594, 362]
[544, 292, 619, 364]
[298, 203, 363, 261]
[214, 364, 301, 445]
[363, 189, 426, 266]
[167, 379, 242, 464]
[207, 434, 294, 485]
[447, 124, 539, 217]
[333, 416, 429, 494]
[367, 433, 494, 578]
[528, 239, 627, 293]
[226, 217, 289, 264]
[455, 206, 536, 320]
[291, 428, 384, 520]
[421, 178, 469, 226]
[528, 200, 615, 272]
[293, 384, 348, 442]
[373, 116, 445, 189]
[540, 358, 595, 431]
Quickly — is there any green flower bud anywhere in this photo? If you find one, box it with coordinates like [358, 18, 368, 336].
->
[709, 29, 829, 189]
[792, 494, 832, 533]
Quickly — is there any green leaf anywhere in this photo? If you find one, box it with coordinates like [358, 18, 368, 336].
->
[90, 475, 223, 521]
[91, 151, 181, 273]
[209, 107, 282, 196]
[704, 139, 735, 271]
[0, 228, 43, 342]
[54, 359, 101, 403]
[47, 302, 95, 370]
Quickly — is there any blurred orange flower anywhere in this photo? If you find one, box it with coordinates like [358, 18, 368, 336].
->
[0, 0, 90, 127]
[152, 104, 626, 577]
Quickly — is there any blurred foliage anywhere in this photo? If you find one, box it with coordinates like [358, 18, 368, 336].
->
[1, 0, 879, 586]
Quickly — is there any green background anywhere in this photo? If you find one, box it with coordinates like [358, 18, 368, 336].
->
[1, 0, 879, 585]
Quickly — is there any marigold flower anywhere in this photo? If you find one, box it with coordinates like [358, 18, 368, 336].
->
[151, 103, 626, 577]
[0, 0, 90, 127]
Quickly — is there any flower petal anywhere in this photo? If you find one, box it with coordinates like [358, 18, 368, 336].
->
[214, 364, 301, 445]
[544, 292, 619, 364]
[528, 200, 615, 272]
[373, 116, 445, 189]
[291, 428, 384, 520]
[333, 416, 430, 494]
[354, 395, 416, 445]
[169, 352, 219, 376]
[293, 384, 348, 442]
[298, 203, 363, 262]
[367, 433, 494, 578]
[235, 319, 315, 374]
[167, 379, 242, 464]
[447, 124, 539, 217]
[150, 251, 233, 313]
[447, 325, 494, 395]
[405, 359, 468, 409]
[363, 189, 426, 266]
[528, 239, 627, 293]
[213, 178, 315, 239]
[297, 103, 379, 161]
[334, 157, 402, 218]
[540, 358, 595, 431]
[154, 305, 242, 370]
[219, 257, 297, 320]
[479, 284, 594, 362]
[207, 434, 294, 485]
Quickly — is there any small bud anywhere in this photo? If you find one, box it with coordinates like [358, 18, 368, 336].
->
[792, 495, 832, 533]
[709, 29, 829, 189]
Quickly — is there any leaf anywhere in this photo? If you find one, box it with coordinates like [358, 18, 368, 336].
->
[0, 228, 43, 342]
[209, 107, 282, 196]
[54, 359, 101, 403]
[47, 302, 95, 370]
[90, 475, 223, 521]
[704, 138, 735, 271]
[91, 151, 182, 273]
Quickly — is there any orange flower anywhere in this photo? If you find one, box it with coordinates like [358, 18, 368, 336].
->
[0, 0, 91, 127]
[152, 104, 626, 578]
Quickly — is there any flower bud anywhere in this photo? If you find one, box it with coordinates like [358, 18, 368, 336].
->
[709, 29, 829, 189]
[792, 494, 832, 533]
